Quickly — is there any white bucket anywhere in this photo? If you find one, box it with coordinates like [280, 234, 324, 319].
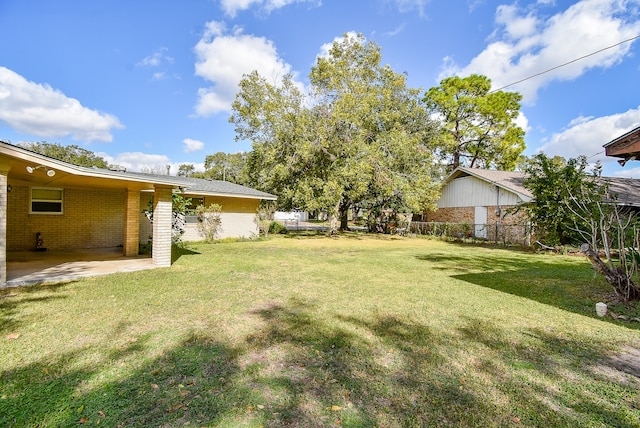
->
[595, 302, 608, 317]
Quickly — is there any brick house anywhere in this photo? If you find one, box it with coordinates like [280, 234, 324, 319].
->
[0, 141, 275, 288]
[136, 175, 277, 242]
[427, 167, 533, 243]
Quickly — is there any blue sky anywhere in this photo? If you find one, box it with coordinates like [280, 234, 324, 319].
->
[0, 0, 639, 177]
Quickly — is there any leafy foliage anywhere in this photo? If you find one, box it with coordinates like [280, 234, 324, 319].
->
[18, 141, 110, 168]
[192, 152, 249, 184]
[520, 154, 601, 245]
[521, 153, 640, 300]
[231, 33, 440, 231]
[195, 203, 223, 242]
[144, 194, 192, 244]
[423, 74, 525, 171]
[177, 163, 196, 177]
[254, 201, 277, 237]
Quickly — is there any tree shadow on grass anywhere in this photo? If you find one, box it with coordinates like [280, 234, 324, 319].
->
[414, 250, 640, 328]
[2, 299, 639, 427]
[0, 282, 73, 336]
[454, 316, 640, 427]
[0, 333, 243, 427]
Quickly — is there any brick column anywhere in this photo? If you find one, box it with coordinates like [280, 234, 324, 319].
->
[0, 169, 7, 288]
[123, 189, 140, 257]
[152, 186, 172, 267]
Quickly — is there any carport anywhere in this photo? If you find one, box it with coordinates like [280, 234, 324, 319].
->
[0, 141, 177, 288]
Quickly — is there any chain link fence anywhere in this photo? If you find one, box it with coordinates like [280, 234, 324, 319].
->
[409, 221, 532, 246]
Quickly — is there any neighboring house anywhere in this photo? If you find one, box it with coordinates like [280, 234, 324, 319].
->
[0, 141, 275, 288]
[428, 164, 640, 244]
[603, 125, 640, 166]
[426, 167, 533, 243]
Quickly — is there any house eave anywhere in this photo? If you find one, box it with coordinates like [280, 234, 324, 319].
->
[444, 166, 532, 203]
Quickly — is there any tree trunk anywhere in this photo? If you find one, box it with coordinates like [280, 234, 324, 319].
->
[581, 244, 640, 301]
[340, 205, 349, 231]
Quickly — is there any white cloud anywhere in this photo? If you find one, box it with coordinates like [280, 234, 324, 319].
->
[183, 138, 205, 152]
[385, 23, 406, 37]
[317, 31, 360, 59]
[137, 47, 174, 67]
[441, 0, 640, 103]
[193, 21, 298, 116]
[515, 111, 530, 134]
[537, 106, 640, 166]
[388, 0, 430, 17]
[220, 0, 320, 18]
[0, 67, 123, 142]
[98, 151, 171, 172]
[99, 151, 206, 174]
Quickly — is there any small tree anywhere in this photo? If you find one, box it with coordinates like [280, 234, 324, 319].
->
[522, 154, 640, 301]
[255, 201, 276, 237]
[521, 154, 596, 245]
[567, 180, 640, 301]
[196, 204, 223, 242]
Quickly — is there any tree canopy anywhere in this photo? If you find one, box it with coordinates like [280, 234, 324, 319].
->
[18, 141, 110, 168]
[231, 33, 440, 230]
[423, 74, 525, 171]
[520, 153, 602, 245]
[190, 152, 249, 184]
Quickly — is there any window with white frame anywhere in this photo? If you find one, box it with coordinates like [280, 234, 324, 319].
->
[30, 187, 63, 214]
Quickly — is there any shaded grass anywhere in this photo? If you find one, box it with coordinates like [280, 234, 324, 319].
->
[1, 236, 639, 427]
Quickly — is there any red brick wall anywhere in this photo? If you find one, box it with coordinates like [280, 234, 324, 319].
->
[425, 205, 530, 244]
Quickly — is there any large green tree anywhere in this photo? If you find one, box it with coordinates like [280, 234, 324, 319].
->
[18, 141, 110, 168]
[231, 34, 440, 231]
[423, 74, 525, 171]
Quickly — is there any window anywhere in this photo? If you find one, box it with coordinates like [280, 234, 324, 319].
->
[186, 197, 204, 212]
[30, 187, 63, 214]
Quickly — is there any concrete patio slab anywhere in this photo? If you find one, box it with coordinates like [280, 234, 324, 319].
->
[6, 247, 155, 287]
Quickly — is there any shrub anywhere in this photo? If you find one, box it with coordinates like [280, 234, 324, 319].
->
[195, 204, 223, 242]
[268, 221, 287, 235]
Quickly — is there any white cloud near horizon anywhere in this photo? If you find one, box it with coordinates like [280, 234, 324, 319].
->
[183, 138, 205, 152]
[0, 67, 124, 142]
[97, 151, 206, 174]
[220, 0, 320, 18]
[440, 0, 640, 103]
[193, 21, 299, 116]
[537, 106, 640, 170]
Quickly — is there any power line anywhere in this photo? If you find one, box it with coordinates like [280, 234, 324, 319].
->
[490, 34, 640, 93]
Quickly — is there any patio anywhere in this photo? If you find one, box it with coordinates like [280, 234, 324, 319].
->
[6, 247, 155, 287]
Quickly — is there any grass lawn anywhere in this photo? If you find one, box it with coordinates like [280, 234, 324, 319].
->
[1, 235, 639, 427]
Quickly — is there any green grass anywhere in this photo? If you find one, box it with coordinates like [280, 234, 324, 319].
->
[1, 235, 639, 427]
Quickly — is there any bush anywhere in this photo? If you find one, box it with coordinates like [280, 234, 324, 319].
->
[268, 221, 288, 235]
[195, 204, 223, 242]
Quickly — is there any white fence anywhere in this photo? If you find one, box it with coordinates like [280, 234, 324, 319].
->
[274, 211, 308, 222]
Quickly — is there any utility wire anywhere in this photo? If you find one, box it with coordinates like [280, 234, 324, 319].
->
[490, 34, 640, 93]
